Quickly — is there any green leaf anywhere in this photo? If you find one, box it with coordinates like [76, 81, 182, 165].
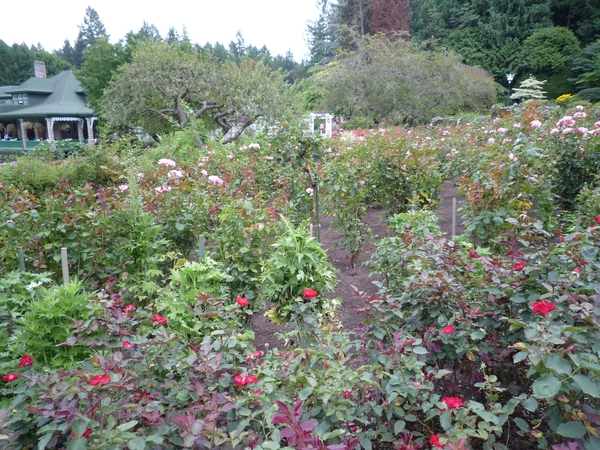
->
[67, 439, 87, 450]
[394, 420, 405, 434]
[557, 421, 586, 439]
[513, 352, 528, 363]
[545, 354, 572, 375]
[532, 375, 561, 399]
[586, 436, 600, 450]
[38, 433, 53, 450]
[522, 398, 538, 412]
[513, 417, 530, 432]
[572, 374, 600, 398]
[298, 387, 313, 400]
[440, 411, 452, 431]
[360, 438, 373, 450]
[117, 420, 138, 432]
[127, 437, 146, 450]
[412, 346, 428, 355]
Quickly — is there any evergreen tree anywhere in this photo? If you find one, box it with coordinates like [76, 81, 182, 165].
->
[306, 0, 340, 65]
[71, 7, 109, 68]
[54, 39, 76, 66]
[0, 42, 34, 85]
[572, 40, 600, 90]
[521, 26, 580, 98]
[551, 0, 600, 46]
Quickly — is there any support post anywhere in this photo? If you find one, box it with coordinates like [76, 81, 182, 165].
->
[18, 247, 25, 272]
[198, 235, 205, 260]
[61, 247, 70, 285]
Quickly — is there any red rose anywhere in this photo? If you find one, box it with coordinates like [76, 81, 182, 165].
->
[595, 216, 600, 225]
[302, 288, 318, 299]
[71, 428, 92, 439]
[88, 374, 110, 386]
[531, 301, 555, 315]
[513, 261, 525, 271]
[442, 325, 455, 335]
[234, 374, 259, 387]
[18, 354, 34, 367]
[152, 314, 167, 325]
[442, 396, 464, 409]
[2, 373, 18, 382]
[123, 304, 136, 313]
[236, 296, 249, 307]
[246, 350, 263, 360]
[429, 435, 444, 448]
[343, 390, 351, 399]
[122, 341, 133, 349]
[233, 374, 245, 386]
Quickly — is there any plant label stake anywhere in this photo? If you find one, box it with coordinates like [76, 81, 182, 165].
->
[61, 247, 70, 285]
[199, 235, 205, 260]
[452, 197, 457, 237]
[310, 224, 313, 237]
[18, 247, 25, 272]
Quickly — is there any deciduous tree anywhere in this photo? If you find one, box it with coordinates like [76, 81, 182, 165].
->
[101, 42, 298, 145]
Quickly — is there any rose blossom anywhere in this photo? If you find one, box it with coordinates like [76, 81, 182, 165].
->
[118, 184, 128, 192]
[442, 325, 455, 334]
[168, 170, 183, 179]
[88, 373, 110, 386]
[208, 175, 224, 185]
[18, 355, 33, 367]
[302, 288, 318, 299]
[442, 396, 464, 409]
[152, 314, 167, 325]
[2, 373, 18, 382]
[530, 120, 542, 128]
[236, 296, 249, 307]
[430, 435, 444, 448]
[157, 158, 176, 167]
[234, 374, 259, 386]
[514, 261, 525, 271]
[531, 301, 555, 315]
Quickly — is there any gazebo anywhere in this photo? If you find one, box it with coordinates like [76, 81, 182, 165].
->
[0, 61, 97, 150]
[308, 112, 334, 138]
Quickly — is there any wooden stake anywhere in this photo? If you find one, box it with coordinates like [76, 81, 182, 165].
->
[18, 247, 25, 272]
[199, 235, 205, 260]
[61, 247, 69, 285]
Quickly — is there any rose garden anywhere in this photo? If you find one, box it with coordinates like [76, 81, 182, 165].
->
[2, 98, 600, 450]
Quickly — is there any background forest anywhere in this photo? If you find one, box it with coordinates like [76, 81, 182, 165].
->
[2, 0, 600, 132]
[0, 0, 600, 125]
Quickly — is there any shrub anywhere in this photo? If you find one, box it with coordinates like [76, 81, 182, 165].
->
[261, 218, 337, 324]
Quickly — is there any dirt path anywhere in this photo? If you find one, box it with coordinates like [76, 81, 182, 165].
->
[251, 181, 464, 350]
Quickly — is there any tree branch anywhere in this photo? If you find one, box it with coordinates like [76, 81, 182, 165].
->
[221, 114, 260, 144]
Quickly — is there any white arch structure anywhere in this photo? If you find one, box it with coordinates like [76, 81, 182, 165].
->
[308, 113, 334, 138]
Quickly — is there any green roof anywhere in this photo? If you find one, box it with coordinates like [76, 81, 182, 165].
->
[0, 86, 17, 99]
[0, 71, 93, 119]
[5, 77, 54, 94]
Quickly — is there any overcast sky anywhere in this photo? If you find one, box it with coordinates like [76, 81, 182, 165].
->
[1, 0, 321, 61]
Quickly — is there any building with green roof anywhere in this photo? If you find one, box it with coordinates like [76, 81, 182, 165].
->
[0, 61, 97, 150]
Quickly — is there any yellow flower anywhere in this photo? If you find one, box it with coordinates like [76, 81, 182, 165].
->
[556, 93, 572, 103]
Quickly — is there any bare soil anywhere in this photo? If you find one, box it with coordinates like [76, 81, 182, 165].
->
[251, 181, 464, 350]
